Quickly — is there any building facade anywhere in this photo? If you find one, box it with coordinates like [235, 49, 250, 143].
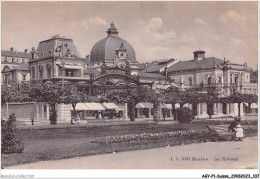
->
[1, 47, 30, 85]
[2, 23, 258, 123]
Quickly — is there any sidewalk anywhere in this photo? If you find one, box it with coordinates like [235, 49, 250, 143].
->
[6, 136, 258, 169]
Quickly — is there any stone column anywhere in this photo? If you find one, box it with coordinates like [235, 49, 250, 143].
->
[230, 103, 235, 115]
[169, 108, 173, 118]
[240, 103, 244, 116]
[36, 104, 39, 120]
[217, 103, 223, 115]
[41, 105, 45, 120]
[201, 103, 207, 116]
[137, 108, 140, 118]
[148, 108, 151, 118]
[46, 104, 49, 121]
[213, 103, 217, 115]
[125, 103, 128, 120]
[197, 103, 201, 117]
[98, 110, 102, 119]
[226, 103, 229, 115]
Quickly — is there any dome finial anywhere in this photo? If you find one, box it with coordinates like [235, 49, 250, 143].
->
[107, 22, 119, 37]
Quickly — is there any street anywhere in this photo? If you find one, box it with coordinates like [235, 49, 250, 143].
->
[6, 136, 258, 169]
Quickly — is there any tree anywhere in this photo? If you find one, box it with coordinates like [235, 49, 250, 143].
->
[1, 85, 31, 106]
[226, 92, 248, 117]
[63, 85, 97, 124]
[29, 81, 63, 124]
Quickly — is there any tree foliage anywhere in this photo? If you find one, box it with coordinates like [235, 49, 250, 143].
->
[29, 81, 63, 124]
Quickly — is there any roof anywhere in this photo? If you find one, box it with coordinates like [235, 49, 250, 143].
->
[140, 58, 174, 72]
[2, 64, 29, 72]
[90, 24, 136, 64]
[36, 36, 80, 59]
[142, 63, 166, 73]
[90, 36, 136, 64]
[167, 57, 224, 72]
[139, 71, 166, 80]
[1, 50, 30, 58]
[157, 58, 174, 65]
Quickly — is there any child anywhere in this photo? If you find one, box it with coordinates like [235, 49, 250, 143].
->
[233, 118, 244, 141]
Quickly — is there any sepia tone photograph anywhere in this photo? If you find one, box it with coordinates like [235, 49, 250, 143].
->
[1, 1, 258, 178]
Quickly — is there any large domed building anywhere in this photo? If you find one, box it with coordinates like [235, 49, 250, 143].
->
[89, 23, 139, 76]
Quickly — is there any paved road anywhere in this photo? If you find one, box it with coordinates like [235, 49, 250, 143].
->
[7, 137, 258, 169]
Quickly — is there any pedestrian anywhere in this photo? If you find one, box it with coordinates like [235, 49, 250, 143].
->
[228, 118, 244, 141]
[233, 118, 244, 141]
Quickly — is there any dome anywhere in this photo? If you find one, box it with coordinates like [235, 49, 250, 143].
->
[90, 23, 137, 64]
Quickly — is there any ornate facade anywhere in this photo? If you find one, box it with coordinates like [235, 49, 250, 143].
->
[2, 23, 257, 122]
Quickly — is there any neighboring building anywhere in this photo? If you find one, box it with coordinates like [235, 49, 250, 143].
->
[2, 64, 30, 86]
[167, 50, 258, 117]
[28, 35, 89, 83]
[1, 47, 30, 85]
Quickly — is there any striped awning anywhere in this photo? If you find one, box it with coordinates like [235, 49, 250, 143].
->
[163, 104, 173, 109]
[136, 102, 153, 108]
[102, 103, 119, 110]
[85, 103, 105, 111]
[71, 103, 89, 110]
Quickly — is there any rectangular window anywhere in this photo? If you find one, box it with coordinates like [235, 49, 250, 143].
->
[22, 59, 25, 64]
[230, 74, 232, 83]
[22, 74, 26, 81]
[12, 58, 15, 63]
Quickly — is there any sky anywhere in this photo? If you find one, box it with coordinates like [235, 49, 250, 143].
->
[1, 1, 258, 69]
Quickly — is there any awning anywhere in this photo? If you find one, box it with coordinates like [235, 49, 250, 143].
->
[71, 103, 89, 110]
[160, 103, 168, 109]
[136, 102, 153, 108]
[85, 103, 105, 111]
[244, 103, 258, 108]
[116, 105, 125, 111]
[252, 103, 258, 108]
[163, 104, 173, 109]
[102, 103, 119, 110]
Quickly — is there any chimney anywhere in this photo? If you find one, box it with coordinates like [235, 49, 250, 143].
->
[10, 47, 14, 52]
[193, 50, 205, 61]
[24, 49, 28, 54]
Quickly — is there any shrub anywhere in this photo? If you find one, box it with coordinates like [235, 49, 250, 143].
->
[1, 114, 24, 154]
[176, 107, 194, 123]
